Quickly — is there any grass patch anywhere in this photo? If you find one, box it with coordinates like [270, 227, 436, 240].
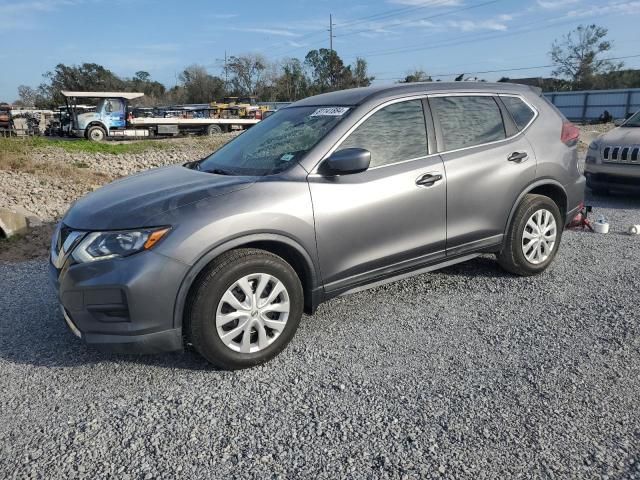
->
[0, 137, 168, 155]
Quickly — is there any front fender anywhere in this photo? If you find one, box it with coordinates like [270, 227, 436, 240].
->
[172, 233, 321, 330]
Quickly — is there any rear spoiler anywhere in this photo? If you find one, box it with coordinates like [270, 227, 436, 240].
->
[528, 86, 543, 96]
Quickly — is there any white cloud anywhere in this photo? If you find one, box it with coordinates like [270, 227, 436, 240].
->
[230, 27, 300, 37]
[210, 13, 238, 19]
[447, 19, 508, 31]
[537, 0, 579, 9]
[388, 0, 462, 5]
[567, 0, 640, 17]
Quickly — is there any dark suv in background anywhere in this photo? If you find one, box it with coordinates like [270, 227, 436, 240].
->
[50, 82, 584, 369]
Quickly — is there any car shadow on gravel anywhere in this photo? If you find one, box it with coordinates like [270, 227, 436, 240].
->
[0, 277, 217, 371]
[586, 190, 640, 210]
[0, 316, 217, 371]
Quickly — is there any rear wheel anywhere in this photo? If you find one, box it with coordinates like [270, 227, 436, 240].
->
[497, 194, 562, 276]
[206, 124, 223, 135]
[187, 248, 303, 369]
[87, 125, 106, 142]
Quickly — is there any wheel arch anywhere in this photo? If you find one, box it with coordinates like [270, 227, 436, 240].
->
[174, 233, 322, 332]
[504, 179, 568, 236]
[85, 122, 108, 139]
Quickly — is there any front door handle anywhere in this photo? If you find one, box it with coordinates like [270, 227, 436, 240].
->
[416, 173, 443, 187]
[508, 151, 529, 163]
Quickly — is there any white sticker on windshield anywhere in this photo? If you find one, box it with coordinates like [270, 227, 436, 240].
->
[310, 107, 349, 117]
[280, 153, 295, 162]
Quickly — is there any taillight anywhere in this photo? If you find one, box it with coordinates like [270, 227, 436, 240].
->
[561, 121, 580, 146]
[255, 110, 262, 120]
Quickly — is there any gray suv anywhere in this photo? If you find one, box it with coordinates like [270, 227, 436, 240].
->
[585, 110, 640, 194]
[50, 83, 585, 369]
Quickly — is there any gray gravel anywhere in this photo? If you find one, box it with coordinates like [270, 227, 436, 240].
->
[1, 192, 639, 479]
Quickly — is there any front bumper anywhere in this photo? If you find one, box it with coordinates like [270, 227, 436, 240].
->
[585, 162, 640, 191]
[49, 250, 189, 354]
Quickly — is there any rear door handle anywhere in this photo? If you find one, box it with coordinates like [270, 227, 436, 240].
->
[508, 151, 529, 163]
[416, 173, 443, 187]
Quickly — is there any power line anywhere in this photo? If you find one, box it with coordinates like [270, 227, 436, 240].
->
[267, 0, 497, 58]
[372, 54, 640, 81]
[341, 14, 605, 61]
[343, 3, 638, 61]
[335, 0, 502, 40]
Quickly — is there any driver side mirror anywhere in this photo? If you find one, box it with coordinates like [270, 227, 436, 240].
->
[321, 148, 371, 175]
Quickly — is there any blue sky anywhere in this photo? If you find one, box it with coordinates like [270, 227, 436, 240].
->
[1, 0, 639, 101]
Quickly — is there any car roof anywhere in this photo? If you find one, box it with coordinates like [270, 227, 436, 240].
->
[290, 82, 536, 107]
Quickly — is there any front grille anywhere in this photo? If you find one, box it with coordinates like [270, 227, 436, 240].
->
[603, 145, 640, 164]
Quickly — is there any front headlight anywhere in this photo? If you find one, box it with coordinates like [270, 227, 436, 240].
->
[588, 140, 600, 151]
[72, 227, 170, 263]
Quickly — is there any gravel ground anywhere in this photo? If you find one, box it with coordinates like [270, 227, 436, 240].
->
[1, 191, 639, 479]
[0, 135, 234, 221]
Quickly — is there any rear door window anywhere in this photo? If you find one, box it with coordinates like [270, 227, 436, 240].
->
[430, 96, 506, 151]
[339, 99, 428, 168]
[501, 96, 535, 130]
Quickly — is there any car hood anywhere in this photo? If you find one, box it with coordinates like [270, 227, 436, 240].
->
[599, 127, 640, 145]
[63, 165, 254, 230]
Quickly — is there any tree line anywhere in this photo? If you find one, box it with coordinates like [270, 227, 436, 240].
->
[11, 24, 640, 108]
[14, 49, 374, 108]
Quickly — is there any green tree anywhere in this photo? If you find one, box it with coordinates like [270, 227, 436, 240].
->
[37, 63, 126, 107]
[273, 58, 309, 101]
[350, 58, 374, 88]
[550, 24, 623, 90]
[399, 69, 432, 83]
[179, 64, 225, 103]
[16, 85, 38, 106]
[227, 54, 267, 95]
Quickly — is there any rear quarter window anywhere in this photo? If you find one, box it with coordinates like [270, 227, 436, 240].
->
[501, 96, 535, 130]
[430, 96, 506, 151]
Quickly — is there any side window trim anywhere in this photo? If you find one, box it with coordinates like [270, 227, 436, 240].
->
[421, 98, 437, 156]
[314, 95, 434, 173]
[495, 96, 519, 137]
[498, 93, 539, 132]
[428, 93, 539, 155]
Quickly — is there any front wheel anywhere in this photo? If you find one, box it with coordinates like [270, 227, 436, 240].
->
[497, 194, 563, 276]
[187, 249, 304, 369]
[87, 125, 106, 142]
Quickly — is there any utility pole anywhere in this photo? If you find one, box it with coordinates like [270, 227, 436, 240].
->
[329, 14, 336, 87]
[224, 50, 228, 93]
[329, 14, 335, 52]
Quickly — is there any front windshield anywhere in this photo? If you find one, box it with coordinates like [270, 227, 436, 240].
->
[197, 106, 351, 176]
[623, 111, 640, 127]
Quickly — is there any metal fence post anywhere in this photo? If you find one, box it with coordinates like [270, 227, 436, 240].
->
[625, 91, 632, 118]
[581, 92, 589, 123]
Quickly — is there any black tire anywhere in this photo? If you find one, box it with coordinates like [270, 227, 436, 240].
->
[187, 248, 304, 370]
[87, 125, 106, 142]
[497, 194, 563, 276]
[206, 124, 223, 136]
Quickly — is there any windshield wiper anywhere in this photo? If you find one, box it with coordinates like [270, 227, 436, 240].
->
[202, 168, 236, 176]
